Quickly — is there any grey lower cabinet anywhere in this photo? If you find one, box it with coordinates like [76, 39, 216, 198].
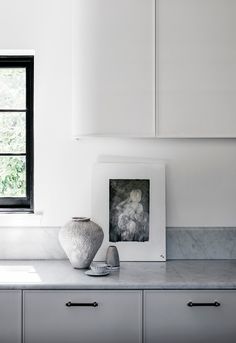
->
[10, 288, 236, 342]
[144, 290, 236, 343]
[23, 290, 142, 343]
[0, 290, 21, 343]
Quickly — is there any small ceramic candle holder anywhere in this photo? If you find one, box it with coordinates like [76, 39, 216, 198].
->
[106, 246, 120, 268]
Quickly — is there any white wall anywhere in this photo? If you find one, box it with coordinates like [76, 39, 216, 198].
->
[0, 0, 236, 227]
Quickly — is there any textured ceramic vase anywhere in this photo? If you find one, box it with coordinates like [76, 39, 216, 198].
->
[59, 217, 104, 269]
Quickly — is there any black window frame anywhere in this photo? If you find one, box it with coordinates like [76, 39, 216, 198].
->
[0, 56, 34, 212]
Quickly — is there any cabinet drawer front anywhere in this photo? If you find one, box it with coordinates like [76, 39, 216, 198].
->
[0, 290, 21, 343]
[24, 290, 142, 343]
[144, 290, 236, 343]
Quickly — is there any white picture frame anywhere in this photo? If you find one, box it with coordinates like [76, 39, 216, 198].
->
[92, 162, 166, 261]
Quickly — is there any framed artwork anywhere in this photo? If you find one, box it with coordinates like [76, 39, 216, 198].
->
[92, 162, 166, 261]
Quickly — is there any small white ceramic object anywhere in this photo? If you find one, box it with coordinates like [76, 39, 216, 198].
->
[85, 270, 110, 277]
[90, 262, 110, 274]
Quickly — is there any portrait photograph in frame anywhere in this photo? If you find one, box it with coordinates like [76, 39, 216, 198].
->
[92, 162, 166, 261]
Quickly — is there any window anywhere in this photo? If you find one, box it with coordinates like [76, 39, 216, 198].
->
[0, 56, 34, 212]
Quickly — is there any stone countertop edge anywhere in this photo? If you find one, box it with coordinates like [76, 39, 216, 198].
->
[0, 260, 235, 290]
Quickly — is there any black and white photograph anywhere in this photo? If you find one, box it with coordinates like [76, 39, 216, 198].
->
[109, 179, 150, 242]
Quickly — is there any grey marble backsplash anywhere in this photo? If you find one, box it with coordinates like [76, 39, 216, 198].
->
[0, 227, 235, 260]
[0, 227, 65, 260]
[167, 227, 236, 260]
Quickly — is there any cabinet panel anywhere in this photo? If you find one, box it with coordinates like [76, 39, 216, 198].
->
[24, 290, 142, 343]
[158, 0, 236, 137]
[73, 0, 155, 137]
[0, 290, 21, 343]
[144, 290, 236, 343]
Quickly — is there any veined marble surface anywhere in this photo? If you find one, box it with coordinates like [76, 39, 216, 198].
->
[0, 227, 235, 260]
[0, 227, 66, 259]
[167, 227, 236, 259]
[0, 260, 235, 289]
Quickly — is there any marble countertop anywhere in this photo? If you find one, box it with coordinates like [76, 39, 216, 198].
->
[0, 260, 235, 290]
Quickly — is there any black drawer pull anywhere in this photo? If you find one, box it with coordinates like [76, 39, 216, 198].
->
[66, 301, 98, 307]
[187, 301, 220, 307]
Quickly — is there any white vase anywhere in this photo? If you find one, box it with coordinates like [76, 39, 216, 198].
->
[59, 217, 104, 269]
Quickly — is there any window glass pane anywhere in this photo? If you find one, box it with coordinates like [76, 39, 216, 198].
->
[0, 112, 25, 153]
[0, 156, 26, 197]
[0, 68, 26, 109]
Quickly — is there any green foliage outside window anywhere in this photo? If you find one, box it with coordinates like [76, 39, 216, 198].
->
[0, 156, 26, 197]
[0, 68, 26, 198]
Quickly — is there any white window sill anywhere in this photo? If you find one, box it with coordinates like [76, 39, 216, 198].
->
[0, 212, 43, 227]
[0, 49, 35, 56]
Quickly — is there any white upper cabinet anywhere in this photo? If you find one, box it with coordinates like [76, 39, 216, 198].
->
[158, 0, 236, 137]
[73, 0, 236, 138]
[72, 0, 155, 137]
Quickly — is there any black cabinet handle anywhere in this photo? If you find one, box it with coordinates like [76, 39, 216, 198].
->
[66, 301, 98, 307]
[187, 301, 220, 307]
